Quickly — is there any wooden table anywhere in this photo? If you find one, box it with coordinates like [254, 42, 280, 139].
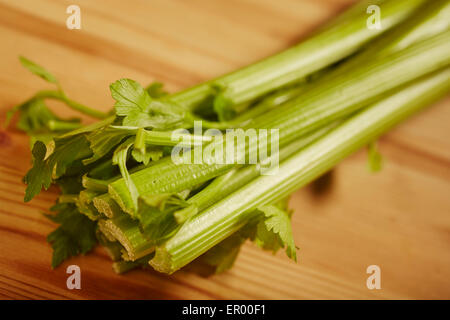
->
[0, 0, 449, 299]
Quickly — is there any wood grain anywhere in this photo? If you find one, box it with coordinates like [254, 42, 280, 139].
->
[0, 0, 449, 300]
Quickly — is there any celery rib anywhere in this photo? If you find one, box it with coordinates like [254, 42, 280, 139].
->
[169, 0, 426, 111]
[109, 32, 450, 215]
[150, 69, 450, 273]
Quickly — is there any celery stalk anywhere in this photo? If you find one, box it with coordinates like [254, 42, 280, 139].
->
[168, 0, 425, 111]
[182, 123, 340, 218]
[109, 32, 450, 215]
[98, 215, 154, 261]
[150, 68, 450, 274]
[98, 126, 338, 260]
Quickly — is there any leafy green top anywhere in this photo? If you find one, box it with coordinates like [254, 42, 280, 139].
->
[23, 141, 52, 202]
[23, 134, 91, 202]
[45, 203, 97, 268]
[254, 204, 297, 261]
[19, 56, 59, 84]
[110, 79, 192, 129]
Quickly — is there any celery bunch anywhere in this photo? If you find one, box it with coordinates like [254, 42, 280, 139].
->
[7, 0, 450, 274]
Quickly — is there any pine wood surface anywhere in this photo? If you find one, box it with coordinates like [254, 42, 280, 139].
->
[0, 0, 449, 299]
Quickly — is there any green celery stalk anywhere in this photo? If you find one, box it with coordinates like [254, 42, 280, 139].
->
[77, 190, 103, 221]
[82, 175, 110, 193]
[96, 229, 124, 261]
[47, 119, 83, 131]
[97, 126, 337, 260]
[224, 82, 309, 127]
[93, 193, 123, 219]
[150, 68, 450, 274]
[109, 32, 450, 215]
[180, 122, 340, 221]
[98, 215, 154, 261]
[375, 0, 450, 56]
[106, 0, 449, 217]
[33, 90, 109, 119]
[59, 115, 116, 139]
[167, 0, 425, 111]
[321, 0, 450, 77]
[134, 127, 214, 147]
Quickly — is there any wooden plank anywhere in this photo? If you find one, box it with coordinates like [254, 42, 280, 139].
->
[0, 0, 449, 299]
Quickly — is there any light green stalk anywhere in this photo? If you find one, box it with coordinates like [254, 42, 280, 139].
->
[178, 123, 339, 222]
[150, 68, 450, 274]
[168, 0, 425, 111]
[33, 90, 109, 119]
[96, 126, 336, 260]
[109, 32, 450, 215]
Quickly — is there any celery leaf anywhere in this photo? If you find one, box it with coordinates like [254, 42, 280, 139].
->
[6, 98, 80, 146]
[23, 135, 91, 201]
[131, 146, 163, 165]
[45, 203, 97, 268]
[137, 193, 189, 243]
[255, 204, 297, 261]
[23, 141, 52, 202]
[50, 135, 92, 178]
[146, 82, 168, 98]
[19, 56, 59, 84]
[110, 79, 190, 129]
[83, 126, 133, 165]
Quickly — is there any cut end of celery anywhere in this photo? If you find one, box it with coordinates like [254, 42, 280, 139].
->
[108, 183, 136, 217]
[97, 220, 118, 242]
[93, 197, 114, 218]
[149, 247, 176, 274]
[98, 219, 154, 261]
[93, 194, 122, 219]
